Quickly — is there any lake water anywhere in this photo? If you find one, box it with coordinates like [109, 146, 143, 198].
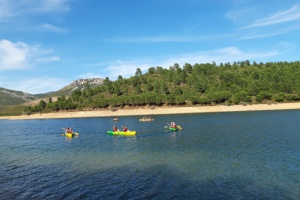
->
[0, 110, 299, 199]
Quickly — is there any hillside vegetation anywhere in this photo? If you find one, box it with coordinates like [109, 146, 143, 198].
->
[24, 61, 300, 114]
[0, 88, 37, 106]
[0, 105, 25, 116]
[0, 78, 104, 116]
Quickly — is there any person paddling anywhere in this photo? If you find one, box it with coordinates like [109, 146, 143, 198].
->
[113, 125, 119, 132]
[66, 127, 72, 133]
[122, 126, 128, 132]
[170, 122, 176, 128]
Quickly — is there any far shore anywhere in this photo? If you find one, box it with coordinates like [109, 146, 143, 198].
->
[1, 102, 300, 120]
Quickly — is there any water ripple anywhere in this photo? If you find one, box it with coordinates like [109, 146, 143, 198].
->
[0, 111, 299, 199]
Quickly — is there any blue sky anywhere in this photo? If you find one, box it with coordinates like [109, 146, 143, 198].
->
[1, 0, 300, 94]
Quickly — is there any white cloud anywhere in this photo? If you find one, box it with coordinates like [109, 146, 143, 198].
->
[0, 39, 29, 70]
[225, 8, 255, 24]
[79, 73, 103, 79]
[1, 77, 70, 94]
[36, 56, 60, 62]
[103, 35, 218, 43]
[227, 3, 300, 40]
[0, 0, 71, 22]
[0, 39, 61, 71]
[241, 3, 300, 29]
[34, 0, 71, 13]
[224, 0, 262, 25]
[239, 30, 288, 40]
[100, 60, 151, 80]
[160, 47, 277, 67]
[40, 23, 67, 33]
[0, 0, 13, 21]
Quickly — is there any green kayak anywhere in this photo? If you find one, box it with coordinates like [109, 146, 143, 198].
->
[107, 131, 136, 136]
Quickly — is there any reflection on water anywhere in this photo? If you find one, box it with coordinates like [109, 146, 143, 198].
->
[0, 110, 300, 199]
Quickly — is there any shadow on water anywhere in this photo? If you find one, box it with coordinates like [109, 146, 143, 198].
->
[0, 162, 291, 200]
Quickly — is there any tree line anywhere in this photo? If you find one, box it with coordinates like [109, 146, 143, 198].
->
[24, 60, 300, 114]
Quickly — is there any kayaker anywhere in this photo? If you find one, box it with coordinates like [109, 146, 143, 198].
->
[113, 125, 119, 132]
[66, 127, 72, 133]
[170, 122, 176, 128]
[122, 126, 128, 132]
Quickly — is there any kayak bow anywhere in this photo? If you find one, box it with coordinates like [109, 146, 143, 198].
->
[64, 132, 79, 137]
[169, 127, 177, 131]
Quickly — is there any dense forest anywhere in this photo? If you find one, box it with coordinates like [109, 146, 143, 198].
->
[25, 61, 300, 114]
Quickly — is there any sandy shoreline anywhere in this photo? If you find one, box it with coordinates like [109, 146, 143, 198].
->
[1, 102, 300, 120]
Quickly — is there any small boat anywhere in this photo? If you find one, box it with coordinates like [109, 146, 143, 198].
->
[107, 131, 136, 136]
[169, 127, 178, 131]
[113, 118, 119, 121]
[64, 131, 79, 137]
[139, 117, 154, 122]
[62, 127, 79, 137]
[65, 133, 74, 137]
[169, 125, 182, 131]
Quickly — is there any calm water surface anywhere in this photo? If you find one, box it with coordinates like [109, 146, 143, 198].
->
[0, 110, 300, 199]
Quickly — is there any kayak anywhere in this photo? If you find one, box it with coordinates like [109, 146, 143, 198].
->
[169, 127, 178, 131]
[65, 133, 74, 137]
[139, 118, 154, 122]
[64, 132, 79, 137]
[107, 131, 136, 136]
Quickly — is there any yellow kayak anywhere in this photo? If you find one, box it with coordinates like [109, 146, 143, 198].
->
[64, 132, 79, 137]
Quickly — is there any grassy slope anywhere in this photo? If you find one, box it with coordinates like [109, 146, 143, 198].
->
[0, 97, 59, 116]
[0, 92, 27, 105]
[0, 105, 25, 116]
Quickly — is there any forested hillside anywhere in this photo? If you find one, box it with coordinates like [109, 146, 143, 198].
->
[25, 61, 300, 114]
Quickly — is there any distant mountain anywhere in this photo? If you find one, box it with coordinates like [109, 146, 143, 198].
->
[0, 87, 38, 106]
[36, 78, 104, 98]
[0, 78, 104, 106]
[62, 78, 104, 94]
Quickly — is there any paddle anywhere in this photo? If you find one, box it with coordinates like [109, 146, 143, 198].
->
[70, 125, 79, 135]
[61, 128, 66, 136]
